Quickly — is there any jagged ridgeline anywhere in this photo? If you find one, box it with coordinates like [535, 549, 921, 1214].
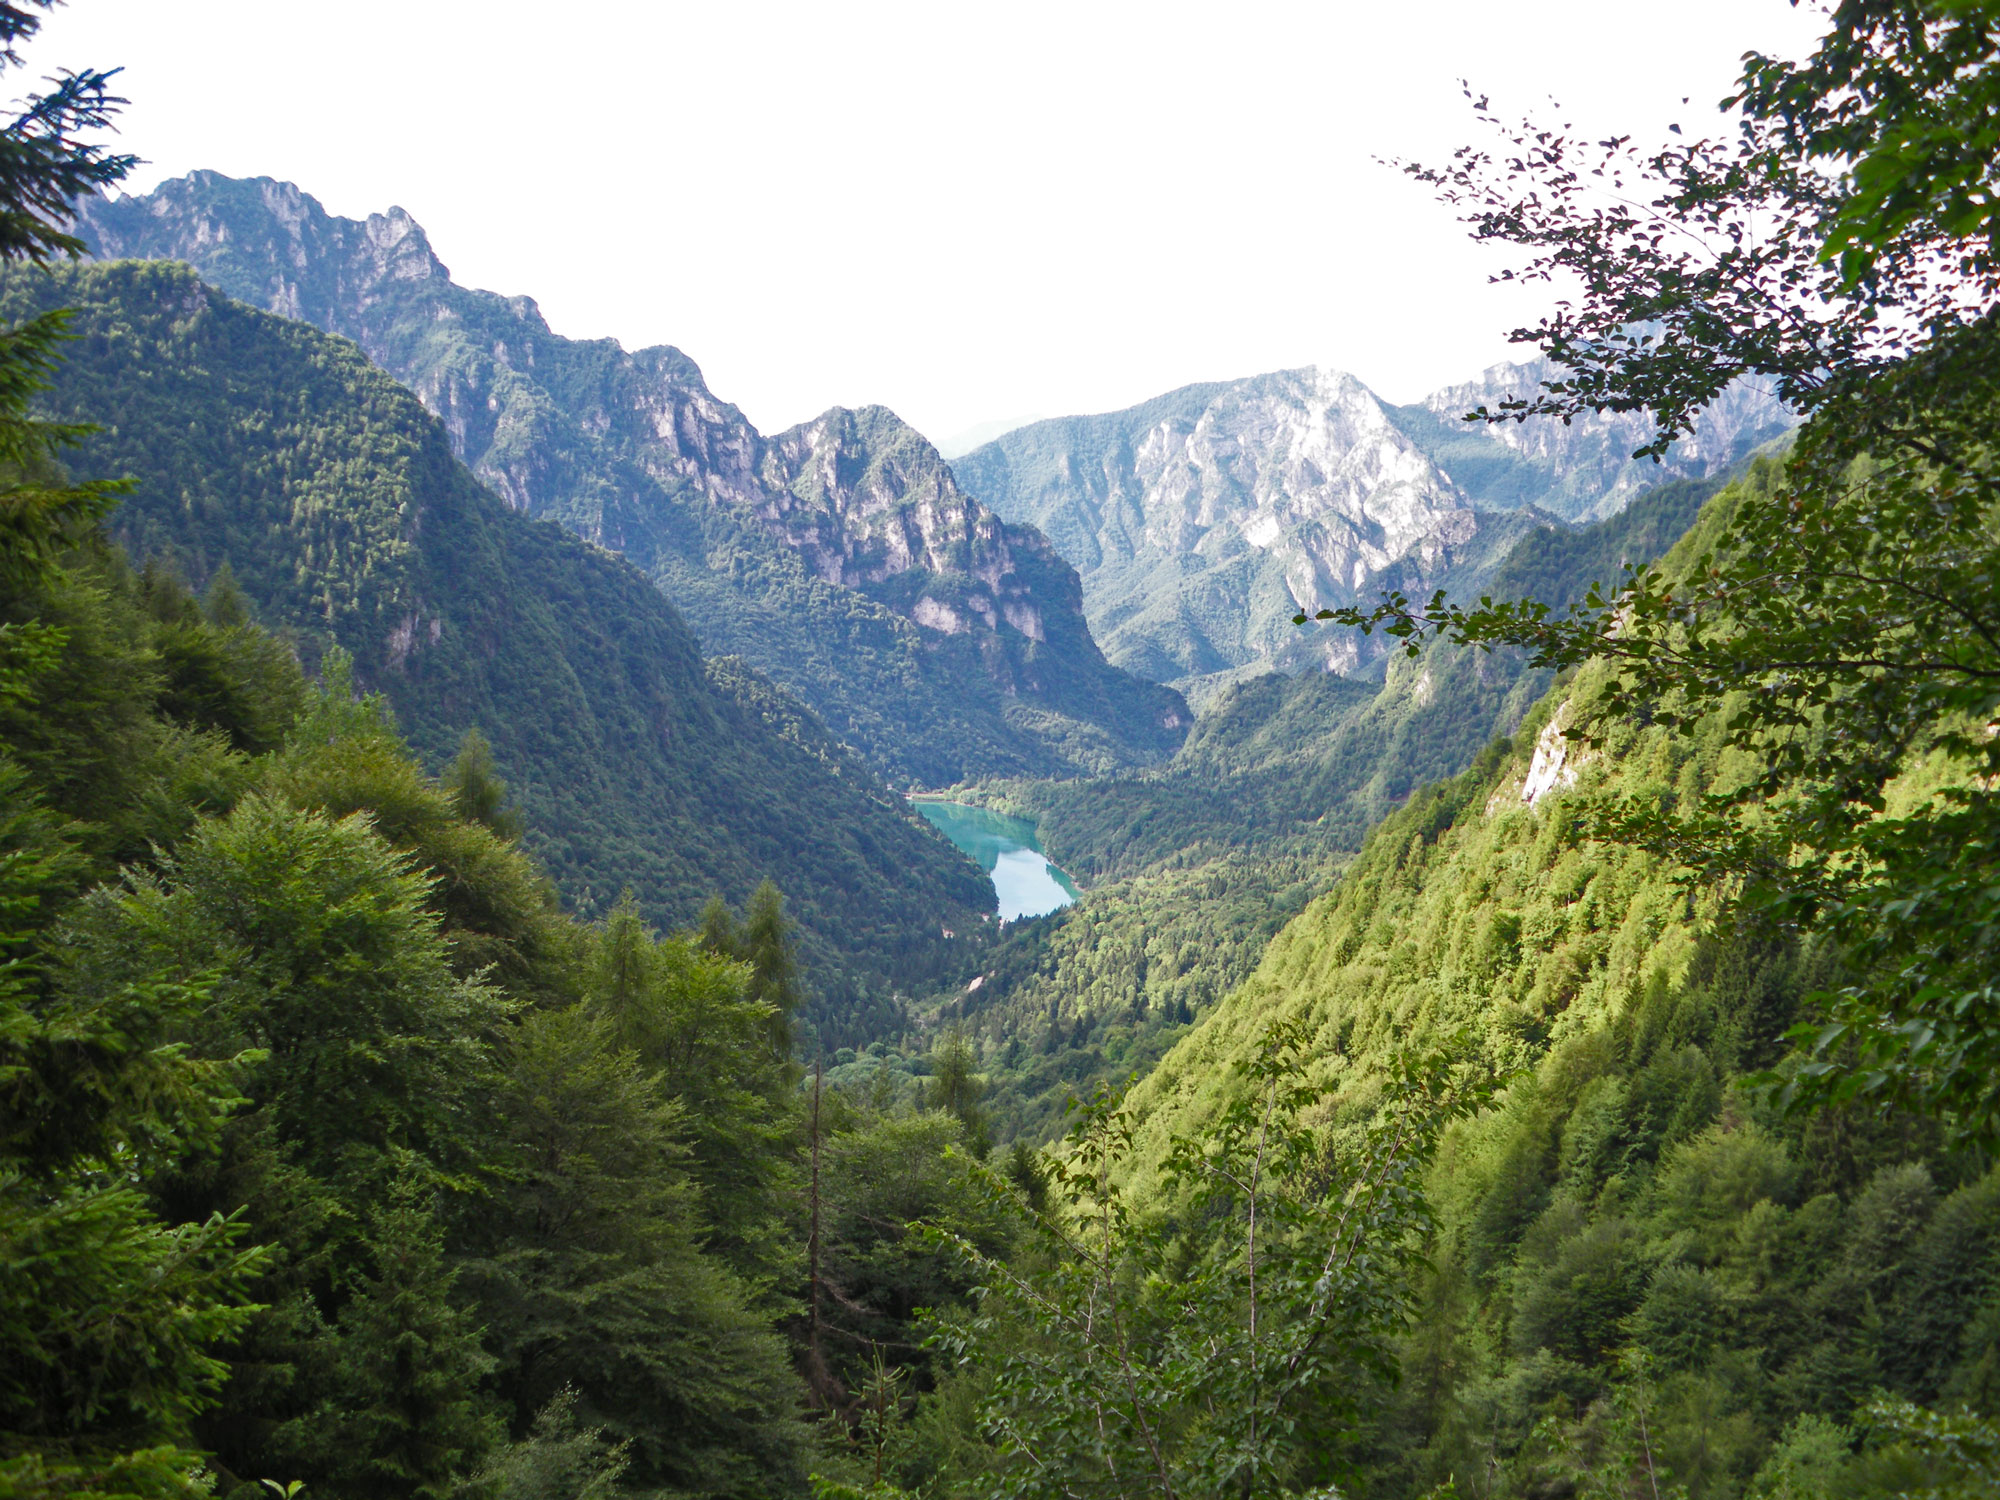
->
[72, 173, 1189, 785]
[5, 258, 992, 1026]
[1094, 471, 2000, 1495]
[1007, 468, 1731, 883]
[950, 367, 1786, 705]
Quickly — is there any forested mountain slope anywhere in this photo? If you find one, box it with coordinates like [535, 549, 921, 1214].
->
[8, 258, 991, 1030]
[1096, 471, 1999, 1496]
[1119, 469, 1790, 1156]
[72, 173, 1187, 784]
[5, 507, 1012, 1500]
[950, 365, 1784, 701]
[943, 641, 1540, 1143]
[942, 472, 1730, 1141]
[1008, 469, 1729, 882]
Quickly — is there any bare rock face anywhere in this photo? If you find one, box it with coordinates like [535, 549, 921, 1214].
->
[756, 405, 1065, 638]
[74, 173, 1186, 784]
[952, 360, 1790, 702]
[1414, 356, 1793, 521]
[758, 406, 1008, 589]
[951, 368, 1517, 698]
[1122, 367, 1474, 610]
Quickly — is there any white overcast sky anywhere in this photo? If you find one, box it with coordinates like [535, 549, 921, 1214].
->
[35, 2, 1826, 447]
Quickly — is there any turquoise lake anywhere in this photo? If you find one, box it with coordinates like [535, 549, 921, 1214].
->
[913, 800, 1080, 921]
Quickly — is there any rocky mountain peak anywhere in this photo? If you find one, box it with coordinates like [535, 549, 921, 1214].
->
[361, 203, 445, 282]
[75, 175, 1056, 635]
[72, 171, 1187, 783]
[950, 367, 1502, 697]
[756, 404, 1071, 644]
[1412, 354, 1792, 519]
[1135, 364, 1473, 595]
[83, 172, 455, 331]
[952, 354, 1790, 701]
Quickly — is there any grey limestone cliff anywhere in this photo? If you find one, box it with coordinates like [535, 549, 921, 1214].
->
[1392, 355, 1792, 520]
[73, 172, 1187, 786]
[951, 361, 1788, 703]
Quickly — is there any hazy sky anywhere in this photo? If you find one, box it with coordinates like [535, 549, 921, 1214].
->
[35, 2, 1825, 446]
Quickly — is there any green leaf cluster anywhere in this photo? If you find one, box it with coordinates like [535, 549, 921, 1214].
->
[922, 1025, 1490, 1499]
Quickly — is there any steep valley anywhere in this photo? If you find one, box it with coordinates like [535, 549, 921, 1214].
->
[12, 4, 2000, 1497]
[934, 469, 1736, 1140]
[928, 466, 1999, 1496]
[51, 174, 1793, 1159]
[16, 203, 1997, 1500]
[73, 174, 1188, 787]
[7, 257, 994, 1039]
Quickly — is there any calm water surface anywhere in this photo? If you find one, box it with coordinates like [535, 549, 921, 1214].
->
[913, 800, 1079, 920]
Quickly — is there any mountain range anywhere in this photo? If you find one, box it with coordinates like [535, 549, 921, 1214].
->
[952, 361, 1788, 701]
[56, 169, 1799, 1032]
[73, 173, 1188, 787]
[6, 257, 993, 1040]
[75, 172, 1792, 737]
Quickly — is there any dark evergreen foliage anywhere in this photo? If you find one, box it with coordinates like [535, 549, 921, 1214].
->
[0, 258, 991, 1021]
[10, 6, 2000, 1500]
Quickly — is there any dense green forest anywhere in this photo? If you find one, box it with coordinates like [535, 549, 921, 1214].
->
[1110, 551, 1998, 1496]
[0, 338, 1019, 1494]
[939, 473, 1733, 1142]
[0, 257, 993, 1040]
[11, 2, 2000, 1499]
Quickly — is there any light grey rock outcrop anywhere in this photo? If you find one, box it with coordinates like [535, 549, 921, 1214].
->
[953, 359, 1789, 701]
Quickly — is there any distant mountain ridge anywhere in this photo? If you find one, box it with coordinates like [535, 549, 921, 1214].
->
[73, 173, 1187, 785]
[1393, 354, 1791, 519]
[951, 362, 1788, 701]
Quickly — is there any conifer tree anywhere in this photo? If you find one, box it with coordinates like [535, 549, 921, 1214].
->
[0, 773, 264, 1500]
[465, 1003, 807, 1498]
[697, 892, 738, 957]
[200, 558, 250, 629]
[696, 881, 804, 1073]
[584, 892, 800, 1285]
[0, 9, 273, 1497]
[298, 1168, 497, 1500]
[442, 727, 522, 842]
[740, 879, 803, 1065]
[927, 1026, 989, 1158]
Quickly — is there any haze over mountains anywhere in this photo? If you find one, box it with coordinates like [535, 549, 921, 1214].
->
[4, 257, 994, 1038]
[76, 170, 1790, 734]
[45, 163, 1788, 1086]
[952, 363, 1789, 701]
[74, 173, 1187, 788]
